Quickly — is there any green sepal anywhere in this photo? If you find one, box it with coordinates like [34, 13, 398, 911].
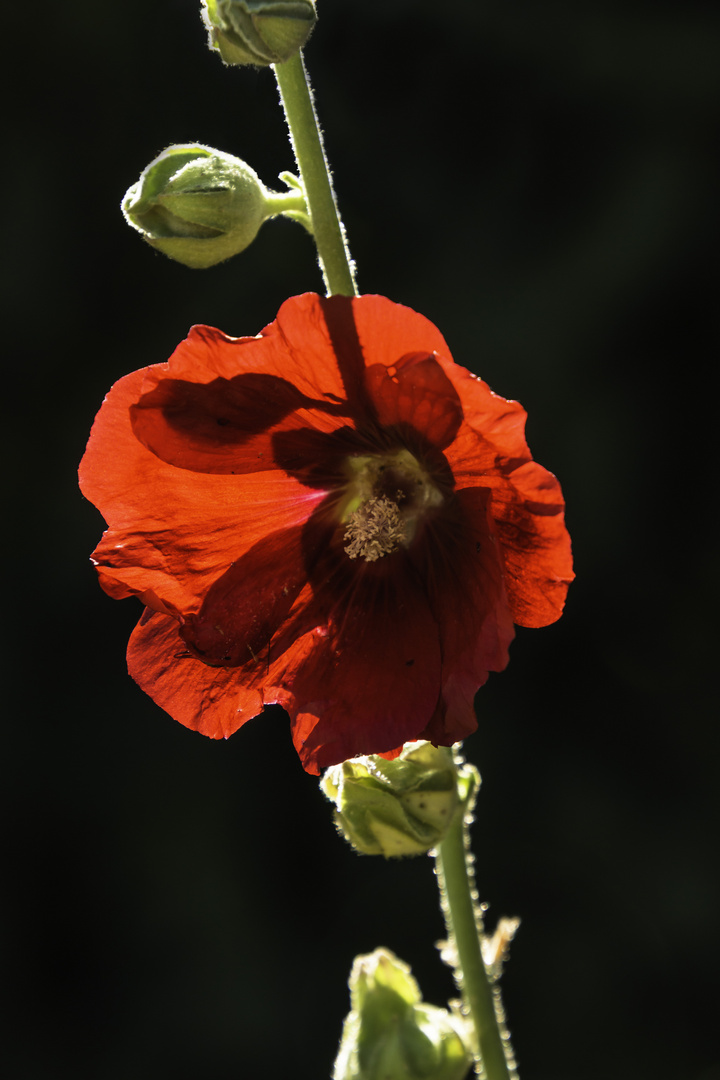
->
[201, 0, 316, 66]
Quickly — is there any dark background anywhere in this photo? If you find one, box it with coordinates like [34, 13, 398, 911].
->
[5, 1, 719, 1078]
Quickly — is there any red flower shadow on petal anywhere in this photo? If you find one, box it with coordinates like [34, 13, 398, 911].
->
[131, 371, 352, 475]
[365, 352, 463, 451]
[179, 523, 311, 667]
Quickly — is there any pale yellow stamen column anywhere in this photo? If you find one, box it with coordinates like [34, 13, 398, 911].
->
[344, 495, 407, 562]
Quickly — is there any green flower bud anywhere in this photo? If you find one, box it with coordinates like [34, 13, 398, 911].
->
[333, 949, 472, 1080]
[321, 742, 461, 858]
[121, 144, 306, 269]
[201, 0, 316, 67]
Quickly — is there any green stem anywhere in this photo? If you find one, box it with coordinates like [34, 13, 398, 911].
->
[273, 51, 357, 297]
[435, 780, 515, 1080]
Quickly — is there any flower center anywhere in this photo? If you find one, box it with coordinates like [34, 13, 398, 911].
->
[340, 449, 443, 562]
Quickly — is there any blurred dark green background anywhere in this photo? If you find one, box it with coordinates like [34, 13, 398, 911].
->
[5, 1, 719, 1078]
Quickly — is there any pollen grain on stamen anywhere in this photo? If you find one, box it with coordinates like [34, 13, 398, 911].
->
[343, 495, 407, 562]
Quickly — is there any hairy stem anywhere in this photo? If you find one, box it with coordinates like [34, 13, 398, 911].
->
[435, 763, 516, 1080]
[273, 52, 357, 297]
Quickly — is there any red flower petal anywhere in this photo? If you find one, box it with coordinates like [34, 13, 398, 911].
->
[490, 460, 574, 627]
[441, 369, 574, 627]
[127, 610, 264, 739]
[348, 295, 452, 371]
[159, 309, 349, 404]
[310, 294, 452, 413]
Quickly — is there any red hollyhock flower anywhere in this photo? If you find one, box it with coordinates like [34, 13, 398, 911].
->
[80, 294, 573, 774]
